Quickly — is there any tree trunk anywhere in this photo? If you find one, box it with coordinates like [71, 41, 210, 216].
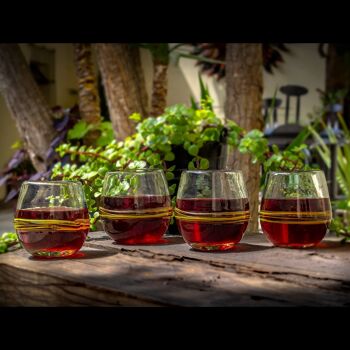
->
[326, 44, 350, 124]
[94, 44, 148, 140]
[73, 43, 101, 144]
[73, 43, 101, 124]
[149, 44, 169, 117]
[151, 62, 168, 116]
[0, 44, 55, 172]
[127, 45, 149, 118]
[225, 44, 264, 233]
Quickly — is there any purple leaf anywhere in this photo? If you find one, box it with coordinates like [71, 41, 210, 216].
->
[7, 150, 26, 170]
[29, 172, 44, 181]
[4, 188, 19, 202]
[0, 173, 11, 187]
[54, 114, 70, 132]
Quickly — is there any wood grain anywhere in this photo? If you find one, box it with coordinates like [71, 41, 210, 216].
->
[1, 232, 349, 306]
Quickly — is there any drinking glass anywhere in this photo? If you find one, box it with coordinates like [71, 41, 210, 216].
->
[100, 169, 172, 244]
[14, 181, 89, 258]
[260, 170, 332, 248]
[175, 170, 250, 251]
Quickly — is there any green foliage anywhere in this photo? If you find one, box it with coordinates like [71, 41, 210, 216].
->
[67, 120, 115, 146]
[319, 88, 348, 106]
[329, 216, 350, 242]
[0, 232, 19, 254]
[239, 130, 269, 163]
[97, 122, 115, 146]
[308, 108, 350, 240]
[189, 73, 214, 112]
[68, 120, 92, 140]
[53, 99, 309, 230]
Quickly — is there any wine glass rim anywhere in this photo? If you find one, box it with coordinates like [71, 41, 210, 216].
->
[268, 169, 324, 175]
[182, 169, 243, 174]
[106, 168, 164, 174]
[23, 180, 82, 185]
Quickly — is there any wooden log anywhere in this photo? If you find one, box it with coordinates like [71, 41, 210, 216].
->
[1, 233, 350, 306]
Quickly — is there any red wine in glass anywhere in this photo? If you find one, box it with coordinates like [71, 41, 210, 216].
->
[260, 198, 331, 248]
[15, 207, 89, 257]
[100, 195, 171, 244]
[176, 198, 249, 251]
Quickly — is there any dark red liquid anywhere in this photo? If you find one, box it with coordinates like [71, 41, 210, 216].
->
[176, 198, 249, 251]
[260, 198, 331, 248]
[100, 195, 171, 244]
[15, 207, 89, 257]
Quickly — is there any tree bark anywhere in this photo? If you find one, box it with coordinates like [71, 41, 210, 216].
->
[127, 45, 149, 118]
[151, 62, 168, 116]
[326, 44, 350, 124]
[73, 43, 101, 124]
[73, 43, 101, 144]
[225, 44, 264, 233]
[149, 44, 169, 117]
[0, 44, 55, 172]
[94, 44, 148, 140]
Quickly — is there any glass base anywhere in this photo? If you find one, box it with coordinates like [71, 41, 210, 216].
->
[30, 249, 79, 258]
[273, 243, 318, 249]
[189, 242, 237, 252]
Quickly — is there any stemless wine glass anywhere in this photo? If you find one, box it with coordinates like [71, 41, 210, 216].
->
[175, 170, 250, 251]
[99, 169, 172, 244]
[14, 181, 90, 258]
[260, 170, 332, 248]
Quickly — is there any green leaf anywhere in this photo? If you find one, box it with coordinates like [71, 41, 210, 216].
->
[67, 121, 91, 140]
[188, 144, 199, 156]
[11, 140, 22, 150]
[272, 144, 280, 154]
[129, 113, 142, 122]
[86, 171, 98, 179]
[190, 96, 197, 110]
[128, 160, 147, 169]
[97, 122, 114, 146]
[199, 158, 209, 170]
[171, 133, 183, 145]
[188, 161, 196, 170]
[166, 172, 175, 181]
[146, 154, 161, 166]
[202, 128, 220, 141]
[0, 242, 8, 253]
[98, 166, 109, 176]
[168, 183, 177, 195]
[164, 152, 175, 161]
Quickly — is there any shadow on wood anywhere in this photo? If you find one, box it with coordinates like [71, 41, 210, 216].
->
[189, 243, 272, 254]
[28, 248, 117, 261]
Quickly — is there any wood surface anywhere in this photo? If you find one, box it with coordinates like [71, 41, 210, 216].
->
[1, 232, 349, 306]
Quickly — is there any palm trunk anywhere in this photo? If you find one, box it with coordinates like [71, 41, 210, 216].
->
[151, 61, 168, 116]
[73, 43, 101, 144]
[225, 43, 264, 233]
[149, 44, 169, 117]
[73, 43, 101, 124]
[94, 44, 148, 140]
[127, 45, 149, 117]
[0, 44, 55, 172]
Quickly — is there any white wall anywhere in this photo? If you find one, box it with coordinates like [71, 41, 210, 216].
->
[171, 43, 326, 123]
[0, 43, 326, 200]
[263, 44, 326, 125]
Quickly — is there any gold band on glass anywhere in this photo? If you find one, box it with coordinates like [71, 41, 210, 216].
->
[99, 206, 173, 220]
[14, 218, 90, 232]
[259, 210, 332, 225]
[174, 207, 250, 224]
